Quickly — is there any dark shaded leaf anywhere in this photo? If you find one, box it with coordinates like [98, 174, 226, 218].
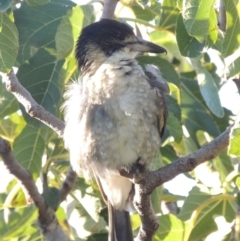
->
[138, 56, 180, 85]
[190, 57, 224, 117]
[17, 49, 64, 126]
[159, 0, 179, 33]
[13, 125, 47, 177]
[0, 12, 18, 72]
[222, 0, 240, 57]
[176, 13, 205, 57]
[14, 0, 75, 64]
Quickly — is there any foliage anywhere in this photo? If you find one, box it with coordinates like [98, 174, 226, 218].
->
[0, 0, 240, 240]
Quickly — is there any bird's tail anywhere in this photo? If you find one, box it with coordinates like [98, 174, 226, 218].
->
[108, 201, 133, 241]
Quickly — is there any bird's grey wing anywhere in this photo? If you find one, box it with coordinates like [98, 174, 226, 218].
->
[145, 66, 168, 138]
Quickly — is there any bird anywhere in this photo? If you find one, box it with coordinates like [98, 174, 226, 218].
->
[62, 19, 168, 241]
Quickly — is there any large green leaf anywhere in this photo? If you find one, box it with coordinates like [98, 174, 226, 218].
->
[166, 95, 183, 142]
[180, 75, 227, 144]
[129, 1, 159, 22]
[0, 12, 18, 72]
[0, 0, 12, 12]
[0, 112, 26, 142]
[176, 13, 205, 57]
[0, 80, 19, 118]
[178, 185, 236, 241]
[17, 49, 64, 126]
[190, 58, 224, 118]
[207, 6, 218, 46]
[13, 125, 47, 177]
[155, 214, 186, 241]
[0, 206, 37, 240]
[222, 0, 240, 57]
[182, 0, 214, 41]
[14, 0, 75, 64]
[159, 0, 179, 33]
[69, 186, 107, 239]
[138, 56, 180, 85]
[56, 5, 94, 60]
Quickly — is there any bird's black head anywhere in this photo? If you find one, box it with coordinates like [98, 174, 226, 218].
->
[76, 19, 166, 75]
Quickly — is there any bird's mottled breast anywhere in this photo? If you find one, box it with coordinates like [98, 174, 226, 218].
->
[64, 52, 161, 176]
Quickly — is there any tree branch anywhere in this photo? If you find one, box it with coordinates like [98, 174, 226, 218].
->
[219, 0, 226, 32]
[101, 0, 119, 19]
[149, 126, 231, 190]
[131, 125, 232, 240]
[0, 70, 76, 239]
[0, 137, 70, 241]
[0, 70, 65, 137]
[60, 166, 77, 202]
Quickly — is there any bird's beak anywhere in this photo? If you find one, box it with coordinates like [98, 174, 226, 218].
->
[131, 37, 167, 54]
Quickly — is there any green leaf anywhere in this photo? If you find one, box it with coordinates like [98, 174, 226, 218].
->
[138, 56, 180, 85]
[70, 186, 107, 239]
[182, 0, 214, 42]
[0, 12, 18, 72]
[155, 214, 186, 241]
[178, 185, 236, 241]
[180, 75, 223, 144]
[17, 49, 64, 126]
[0, 0, 12, 12]
[159, 0, 179, 33]
[222, 0, 240, 57]
[42, 187, 60, 210]
[214, 150, 234, 183]
[176, 13, 205, 57]
[149, 30, 182, 62]
[25, 0, 50, 6]
[0, 80, 19, 118]
[226, 56, 240, 78]
[0, 206, 37, 240]
[207, 6, 218, 46]
[167, 112, 183, 142]
[190, 57, 224, 118]
[228, 121, 240, 156]
[160, 145, 179, 164]
[13, 125, 47, 177]
[129, 1, 158, 21]
[14, 0, 75, 64]
[167, 95, 181, 121]
[56, 5, 94, 60]
[0, 112, 26, 142]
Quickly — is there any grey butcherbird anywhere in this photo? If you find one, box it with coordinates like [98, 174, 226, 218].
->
[63, 19, 168, 241]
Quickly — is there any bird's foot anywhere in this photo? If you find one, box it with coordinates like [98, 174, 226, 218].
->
[118, 158, 147, 184]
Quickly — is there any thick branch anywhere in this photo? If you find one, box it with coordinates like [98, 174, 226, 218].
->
[134, 184, 158, 241]
[0, 138, 69, 241]
[101, 0, 118, 19]
[0, 70, 65, 137]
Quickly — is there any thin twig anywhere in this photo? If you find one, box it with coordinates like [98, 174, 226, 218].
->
[60, 166, 77, 202]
